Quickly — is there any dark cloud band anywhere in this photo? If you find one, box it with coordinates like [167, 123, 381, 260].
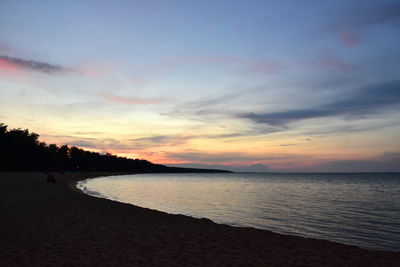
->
[241, 80, 400, 126]
[0, 55, 72, 74]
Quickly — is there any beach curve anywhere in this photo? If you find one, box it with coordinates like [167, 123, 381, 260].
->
[1, 172, 399, 266]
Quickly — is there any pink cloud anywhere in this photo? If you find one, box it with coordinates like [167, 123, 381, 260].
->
[340, 30, 360, 47]
[301, 58, 351, 71]
[302, 48, 352, 71]
[318, 58, 351, 70]
[0, 55, 72, 75]
[166, 57, 244, 68]
[101, 94, 169, 105]
[78, 63, 118, 77]
[238, 60, 281, 74]
[199, 57, 245, 65]
[0, 57, 21, 73]
[79, 65, 110, 77]
[333, 2, 400, 47]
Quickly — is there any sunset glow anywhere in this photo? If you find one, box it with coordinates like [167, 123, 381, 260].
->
[1, 0, 399, 172]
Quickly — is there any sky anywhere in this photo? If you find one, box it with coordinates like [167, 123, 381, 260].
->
[0, 0, 399, 172]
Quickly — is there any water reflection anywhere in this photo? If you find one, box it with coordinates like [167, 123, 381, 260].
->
[77, 172, 400, 251]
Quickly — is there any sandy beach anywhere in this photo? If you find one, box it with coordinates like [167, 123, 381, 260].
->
[1, 172, 399, 266]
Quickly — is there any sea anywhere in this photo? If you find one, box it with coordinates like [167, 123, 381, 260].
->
[77, 172, 400, 251]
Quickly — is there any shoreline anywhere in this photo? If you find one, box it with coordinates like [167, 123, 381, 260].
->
[1, 172, 399, 266]
[60, 171, 135, 194]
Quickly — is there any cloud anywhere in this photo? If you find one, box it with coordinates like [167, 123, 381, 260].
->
[168, 57, 282, 75]
[74, 131, 103, 135]
[128, 132, 261, 149]
[314, 57, 350, 71]
[101, 94, 169, 105]
[240, 80, 400, 126]
[68, 140, 98, 148]
[44, 131, 276, 159]
[165, 151, 275, 164]
[335, 2, 400, 46]
[0, 44, 11, 53]
[346, 2, 400, 27]
[340, 30, 360, 47]
[313, 151, 400, 172]
[237, 60, 281, 75]
[163, 87, 289, 137]
[41, 135, 130, 152]
[128, 135, 190, 149]
[0, 55, 73, 74]
[303, 48, 351, 71]
[171, 152, 400, 172]
[382, 151, 400, 160]
[303, 120, 397, 136]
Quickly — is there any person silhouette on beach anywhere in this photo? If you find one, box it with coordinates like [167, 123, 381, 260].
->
[46, 172, 56, 183]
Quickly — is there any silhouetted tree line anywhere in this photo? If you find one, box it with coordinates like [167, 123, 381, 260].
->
[0, 123, 229, 173]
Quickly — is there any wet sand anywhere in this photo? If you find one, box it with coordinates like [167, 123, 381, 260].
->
[1, 172, 399, 266]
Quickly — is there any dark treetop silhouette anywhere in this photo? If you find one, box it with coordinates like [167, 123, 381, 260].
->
[0, 122, 229, 173]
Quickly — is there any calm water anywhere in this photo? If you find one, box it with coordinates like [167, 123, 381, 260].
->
[77, 172, 400, 251]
